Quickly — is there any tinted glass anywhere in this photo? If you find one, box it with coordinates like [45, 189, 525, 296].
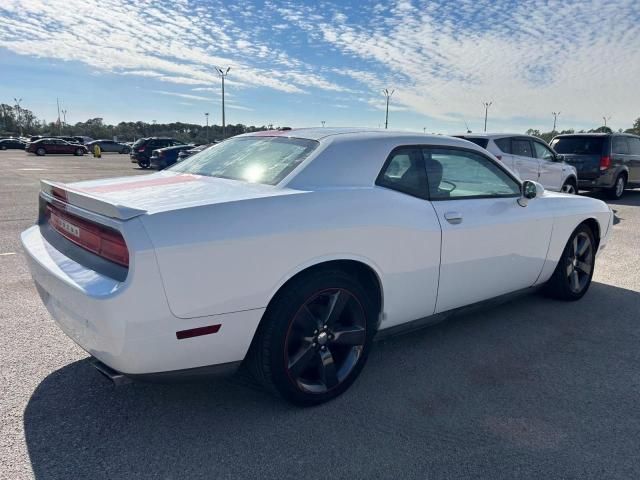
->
[424, 148, 520, 200]
[170, 136, 318, 185]
[459, 137, 489, 149]
[550, 136, 605, 155]
[377, 148, 427, 198]
[494, 138, 511, 153]
[533, 141, 554, 160]
[512, 139, 533, 157]
[628, 137, 640, 155]
[612, 137, 629, 155]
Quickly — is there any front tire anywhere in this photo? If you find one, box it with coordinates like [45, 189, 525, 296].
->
[543, 224, 596, 301]
[36, 148, 46, 156]
[606, 174, 626, 200]
[138, 159, 150, 169]
[1, 145, 6, 150]
[247, 269, 377, 406]
[75, 148, 84, 156]
[561, 179, 577, 194]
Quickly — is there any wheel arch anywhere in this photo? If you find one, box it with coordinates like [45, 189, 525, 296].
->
[265, 257, 384, 328]
[581, 217, 601, 251]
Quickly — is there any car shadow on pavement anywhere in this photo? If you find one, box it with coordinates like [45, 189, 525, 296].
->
[584, 188, 640, 207]
[24, 282, 640, 479]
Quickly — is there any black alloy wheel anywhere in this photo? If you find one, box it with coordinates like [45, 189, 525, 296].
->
[247, 269, 376, 406]
[565, 231, 594, 294]
[544, 223, 596, 300]
[284, 288, 367, 394]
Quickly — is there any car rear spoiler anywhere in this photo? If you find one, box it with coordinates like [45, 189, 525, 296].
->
[40, 180, 147, 220]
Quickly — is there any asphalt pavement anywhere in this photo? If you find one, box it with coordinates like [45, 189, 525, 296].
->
[1, 150, 639, 479]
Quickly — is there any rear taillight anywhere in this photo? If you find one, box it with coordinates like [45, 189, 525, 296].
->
[46, 205, 129, 267]
[138, 147, 145, 152]
[599, 156, 611, 170]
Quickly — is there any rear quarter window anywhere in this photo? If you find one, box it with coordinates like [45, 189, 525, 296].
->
[494, 138, 511, 153]
[550, 137, 605, 155]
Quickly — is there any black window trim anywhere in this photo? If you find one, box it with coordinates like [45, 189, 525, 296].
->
[375, 144, 522, 202]
[511, 137, 535, 158]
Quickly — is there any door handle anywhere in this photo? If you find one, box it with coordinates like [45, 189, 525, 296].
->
[444, 211, 463, 224]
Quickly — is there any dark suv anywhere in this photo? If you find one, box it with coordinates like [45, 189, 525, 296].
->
[550, 133, 640, 199]
[130, 137, 185, 168]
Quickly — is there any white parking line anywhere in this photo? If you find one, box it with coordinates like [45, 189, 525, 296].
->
[18, 168, 47, 171]
[0, 252, 17, 256]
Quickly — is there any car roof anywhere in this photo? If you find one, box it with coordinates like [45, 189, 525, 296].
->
[455, 133, 535, 139]
[241, 127, 428, 141]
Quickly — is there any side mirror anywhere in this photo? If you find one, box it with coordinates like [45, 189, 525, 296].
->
[555, 154, 565, 162]
[519, 180, 544, 206]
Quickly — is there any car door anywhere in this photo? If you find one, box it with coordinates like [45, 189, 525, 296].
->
[611, 136, 631, 180]
[47, 140, 62, 153]
[510, 137, 540, 182]
[423, 146, 553, 313]
[627, 136, 640, 183]
[533, 140, 562, 191]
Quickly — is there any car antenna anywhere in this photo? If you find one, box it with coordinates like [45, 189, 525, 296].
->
[463, 119, 472, 133]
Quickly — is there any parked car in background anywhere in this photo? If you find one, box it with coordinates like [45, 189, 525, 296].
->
[130, 137, 185, 168]
[86, 139, 131, 154]
[550, 133, 640, 199]
[456, 134, 578, 194]
[149, 144, 196, 169]
[25, 138, 88, 156]
[177, 143, 214, 162]
[0, 138, 27, 150]
[21, 129, 613, 405]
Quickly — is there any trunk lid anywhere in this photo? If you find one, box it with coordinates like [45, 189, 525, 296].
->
[63, 171, 298, 216]
[550, 136, 607, 180]
[559, 154, 602, 180]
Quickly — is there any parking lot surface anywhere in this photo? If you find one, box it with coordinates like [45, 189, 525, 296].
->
[1, 150, 639, 479]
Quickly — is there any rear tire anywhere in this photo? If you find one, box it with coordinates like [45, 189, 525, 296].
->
[138, 159, 150, 169]
[246, 269, 377, 406]
[1, 145, 6, 150]
[36, 148, 46, 156]
[606, 174, 626, 200]
[75, 148, 84, 156]
[543, 223, 596, 301]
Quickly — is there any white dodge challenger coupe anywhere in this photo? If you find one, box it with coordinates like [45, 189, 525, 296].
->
[21, 128, 613, 405]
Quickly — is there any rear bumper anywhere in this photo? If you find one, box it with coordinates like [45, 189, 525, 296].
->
[578, 170, 617, 189]
[21, 225, 264, 376]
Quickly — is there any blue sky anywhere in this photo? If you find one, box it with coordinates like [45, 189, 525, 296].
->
[1, 0, 639, 134]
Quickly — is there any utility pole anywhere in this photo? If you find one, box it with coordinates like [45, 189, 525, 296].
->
[383, 89, 394, 129]
[216, 66, 231, 139]
[482, 101, 492, 132]
[204, 113, 209, 143]
[552, 111, 560, 132]
[57, 97, 62, 135]
[13, 97, 22, 137]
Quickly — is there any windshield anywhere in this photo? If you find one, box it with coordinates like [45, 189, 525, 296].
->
[458, 137, 489, 149]
[550, 136, 604, 155]
[169, 136, 319, 185]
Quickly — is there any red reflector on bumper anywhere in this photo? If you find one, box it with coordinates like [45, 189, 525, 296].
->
[176, 324, 221, 340]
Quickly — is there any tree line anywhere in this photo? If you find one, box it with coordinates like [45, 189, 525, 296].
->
[2, 102, 640, 143]
[0, 104, 271, 143]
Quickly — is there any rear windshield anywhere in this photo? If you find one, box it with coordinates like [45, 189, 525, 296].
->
[550, 137, 604, 155]
[169, 136, 319, 185]
[458, 137, 489, 149]
[132, 138, 146, 148]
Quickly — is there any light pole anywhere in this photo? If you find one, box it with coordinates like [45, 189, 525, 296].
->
[216, 66, 231, 139]
[61, 109, 67, 130]
[423, 127, 426, 134]
[383, 89, 394, 129]
[204, 113, 209, 142]
[552, 111, 560, 132]
[13, 97, 22, 136]
[56, 97, 62, 134]
[321, 120, 326, 127]
[482, 101, 492, 132]
[603, 116, 611, 128]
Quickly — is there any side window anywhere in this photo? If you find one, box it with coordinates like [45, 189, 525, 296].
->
[494, 138, 511, 153]
[533, 141, 554, 161]
[376, 148, 428, 198]
[424, 148, 521, 200]
[612, 137, 629, 155]
[512, 139, 533, 157]
[628, 137, 640, 155]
